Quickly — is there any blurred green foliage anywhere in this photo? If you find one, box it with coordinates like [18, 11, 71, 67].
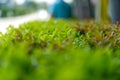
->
[0, 2, 40, 17]
[0, 20, 120, 80]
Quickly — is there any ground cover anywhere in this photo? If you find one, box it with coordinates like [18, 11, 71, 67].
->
[0, 20, 120, 80]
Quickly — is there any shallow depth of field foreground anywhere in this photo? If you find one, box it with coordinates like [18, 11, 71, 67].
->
[0, 20, 120, 80]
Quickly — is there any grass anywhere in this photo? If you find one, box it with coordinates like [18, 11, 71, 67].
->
[0, 20, 120, 80]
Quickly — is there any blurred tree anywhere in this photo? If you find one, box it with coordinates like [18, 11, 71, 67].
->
[0, 5, 8, 17]
[0, 1, 40, 17]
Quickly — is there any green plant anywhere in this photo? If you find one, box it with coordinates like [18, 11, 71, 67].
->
[0, 20, 120, 80]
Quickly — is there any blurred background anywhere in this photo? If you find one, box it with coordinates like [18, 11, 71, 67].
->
[0, 0, 110, 33]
